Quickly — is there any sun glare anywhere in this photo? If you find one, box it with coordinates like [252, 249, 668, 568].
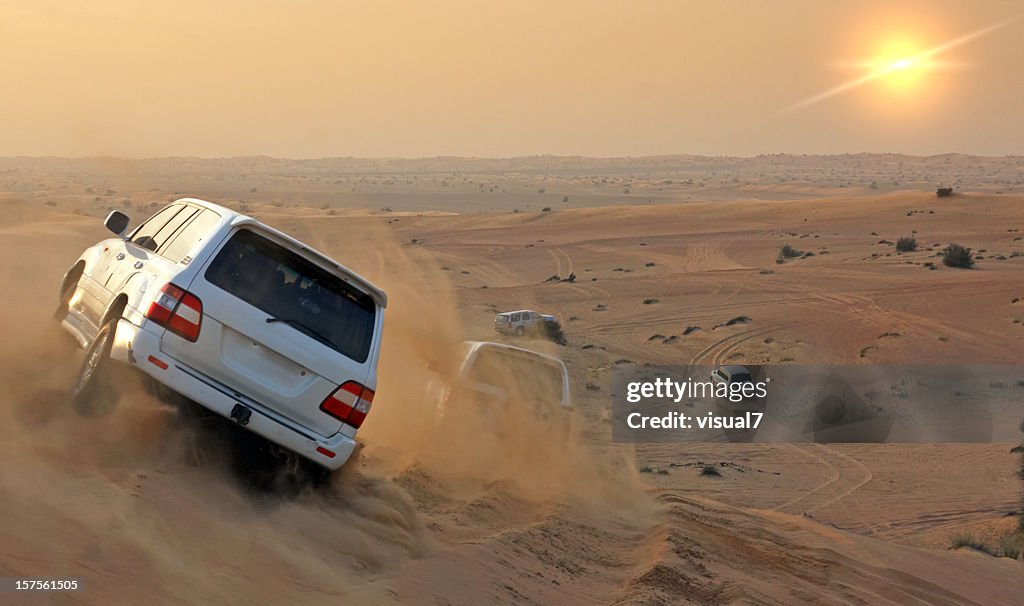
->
[871, 40, 930, 89]
[788, 17, 1017, 111]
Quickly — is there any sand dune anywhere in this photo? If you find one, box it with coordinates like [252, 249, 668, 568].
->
[1, 174, 1022, 604]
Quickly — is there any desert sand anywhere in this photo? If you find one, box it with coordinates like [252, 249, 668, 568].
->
[1, 155, 1022, 605]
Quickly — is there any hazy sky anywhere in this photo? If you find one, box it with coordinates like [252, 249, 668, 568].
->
[1, 0, 1021, 157]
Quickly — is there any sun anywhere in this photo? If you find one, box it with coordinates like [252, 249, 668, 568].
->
[788, 17, 1017, 111]
[870, 40, 932, 90]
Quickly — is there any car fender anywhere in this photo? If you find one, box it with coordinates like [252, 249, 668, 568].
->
[74, 242, 109, 279]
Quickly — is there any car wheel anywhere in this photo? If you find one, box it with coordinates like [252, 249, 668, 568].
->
[52, 281, 77, 322]
[237, 441, 329, 497]
[515, 326, 525, 336]
[71, 319, 120, 416]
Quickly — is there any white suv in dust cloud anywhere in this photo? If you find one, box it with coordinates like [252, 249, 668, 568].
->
[493, 309, 557, 336]
[55, 198, 387, 472]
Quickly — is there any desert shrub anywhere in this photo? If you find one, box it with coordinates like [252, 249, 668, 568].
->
[999, 534, 1022, 559]
[942, 243, 974, 268]
[544, 320, 567, 346]
[700, 465, 721, 477]
[778, 243, 803, 259]
[896, 236, 918, 252]
[949, 532, 991, 553]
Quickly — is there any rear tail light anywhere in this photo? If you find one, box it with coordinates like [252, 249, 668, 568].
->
[320, 381, 375, 428]
[145, 283, 203, 342]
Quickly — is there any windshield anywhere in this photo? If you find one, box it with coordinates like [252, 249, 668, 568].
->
[205, 229, 376, 362]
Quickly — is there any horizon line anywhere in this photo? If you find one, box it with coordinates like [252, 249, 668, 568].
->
[0, 151, 1021, 162]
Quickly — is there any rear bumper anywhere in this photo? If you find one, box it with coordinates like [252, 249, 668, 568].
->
[111, 319, 356, 470]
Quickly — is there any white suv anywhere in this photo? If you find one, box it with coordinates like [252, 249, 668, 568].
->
[493, 309, 557, 336]
[433, 341, 572, 423]
[55, 198, 387, 473]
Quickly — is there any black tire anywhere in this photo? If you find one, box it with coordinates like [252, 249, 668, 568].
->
[71, 320, 119, 416]
[515, 325, 525, 337]
[49, 272, 82, 353]
[232, 435, 330, 497]
[53, 279, 78, 322]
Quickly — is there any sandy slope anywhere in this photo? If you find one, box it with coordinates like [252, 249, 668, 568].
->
[1, 189, 1022, 605]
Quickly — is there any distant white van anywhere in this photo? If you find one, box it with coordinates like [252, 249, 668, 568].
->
[494, 309, 557, 337]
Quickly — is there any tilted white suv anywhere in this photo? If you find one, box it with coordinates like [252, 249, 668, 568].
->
[55, 198, 387, 472]
[493, 310, 557, 337]
[433, 341, 572, 426]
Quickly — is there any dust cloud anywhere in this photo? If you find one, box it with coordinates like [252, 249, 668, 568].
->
[0, 202, 651, 604]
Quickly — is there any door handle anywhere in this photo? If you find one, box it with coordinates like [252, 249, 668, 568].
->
[134, 261, 144, 269]
[116, 253, 125, 261]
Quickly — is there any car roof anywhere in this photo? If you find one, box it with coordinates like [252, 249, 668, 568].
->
[497, 309, 537, 315]
[463, 340, 566, 369]
[173, 198, 387, 308]
[721, 365, 751, 375]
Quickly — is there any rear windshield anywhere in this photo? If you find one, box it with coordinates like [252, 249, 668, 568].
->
[466, 347, 565, 405]
[205, 229, 376, 363]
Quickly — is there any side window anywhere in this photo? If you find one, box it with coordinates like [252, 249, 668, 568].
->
[130, 205, 183, 252]
[150, 207, 198, 254]
[159, 209, 222, 263]
[512, 313, 521, 322]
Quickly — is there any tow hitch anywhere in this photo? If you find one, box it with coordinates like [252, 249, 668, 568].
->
[230, 403, 252, 426]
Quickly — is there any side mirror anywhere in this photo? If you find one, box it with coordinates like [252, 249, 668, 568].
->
[104, 210, 130, 237]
